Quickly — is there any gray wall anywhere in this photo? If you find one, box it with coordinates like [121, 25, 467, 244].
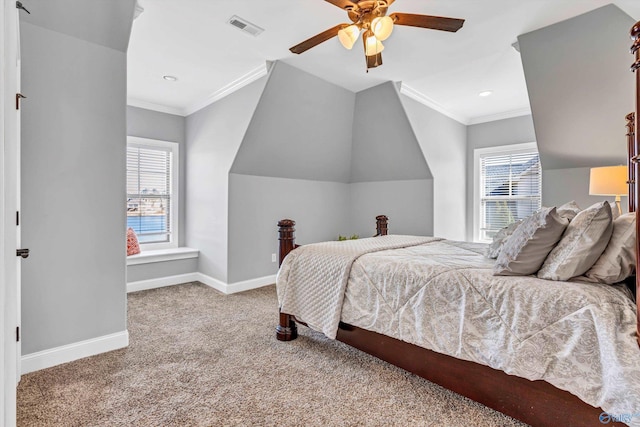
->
[20, 22, 128, 354]
[185, 75, 268, 283]
[519, 4, 634, 170]
[228, 174, 350, 283]
[542, 167, 627, 213]
[349, 180, 434, 238]
[401, 94, 467, 240]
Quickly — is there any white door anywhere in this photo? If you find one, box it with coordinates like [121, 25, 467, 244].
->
[2, 0, 22, 425]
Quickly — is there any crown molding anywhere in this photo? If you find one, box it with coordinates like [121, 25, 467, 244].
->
[400, 83, 532, 126]
[127, 98, 185, 116]
[127, 62, 272, 117]
[183, 63, 271, 116]
[399, 83, 469, 125]
[467, 107, 532, 125]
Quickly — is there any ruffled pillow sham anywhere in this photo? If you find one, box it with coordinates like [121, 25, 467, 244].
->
[485, 201, 580, 260]
[537, 202, 613, 281]
[576, 212, 635, 284]
[493, 207, 569, 276]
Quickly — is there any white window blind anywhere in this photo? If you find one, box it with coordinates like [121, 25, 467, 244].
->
[126, 144, 173, 244]
[479, 148, 541, 241]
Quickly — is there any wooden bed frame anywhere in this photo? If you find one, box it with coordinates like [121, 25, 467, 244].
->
[275, 22, 640, 427]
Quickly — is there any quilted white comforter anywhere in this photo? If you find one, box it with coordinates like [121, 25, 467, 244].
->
[276, 236, 640, 425]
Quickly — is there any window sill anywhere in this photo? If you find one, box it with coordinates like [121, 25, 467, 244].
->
[126, 247, 199, 266]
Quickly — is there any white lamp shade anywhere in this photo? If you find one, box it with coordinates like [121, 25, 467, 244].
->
[338, 25, 360, 50]
[589, 165, 628, 196]
[372, 16, 393, 41]
[364, 33, 384, 56]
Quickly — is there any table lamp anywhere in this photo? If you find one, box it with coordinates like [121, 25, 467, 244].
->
[589, 165, 628, 216]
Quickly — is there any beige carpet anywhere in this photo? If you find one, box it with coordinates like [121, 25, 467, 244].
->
[17, 283, 527, 426]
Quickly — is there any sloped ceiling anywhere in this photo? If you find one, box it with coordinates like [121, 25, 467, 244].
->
[351, 82, 431, 182]
[231, 62, 432, 183]
[230, 61, 355, 182]
[20, 0, 135, 52]
[519, 4, 634, 170]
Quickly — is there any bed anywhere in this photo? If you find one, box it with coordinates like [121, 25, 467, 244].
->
[274, 21, 640, 427]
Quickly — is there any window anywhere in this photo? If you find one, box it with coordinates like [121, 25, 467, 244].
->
[126, 137, 178, 249]
[474, 142, 541, 242]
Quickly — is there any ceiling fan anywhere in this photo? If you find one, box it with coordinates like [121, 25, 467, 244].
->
[289, 0, 465, 70]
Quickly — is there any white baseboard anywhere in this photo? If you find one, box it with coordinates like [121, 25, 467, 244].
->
[128, 272, 274, 295]
[196, 273, 276, 294]
[127, 272, 200, 293]
[20, 273, 274, 374]
[21, 330, 129, 375]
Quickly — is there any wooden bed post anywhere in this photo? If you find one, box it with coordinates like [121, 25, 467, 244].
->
[277, 219, 296, 267]
[276, 219, 297, 341]
[631, 21, 640, 346]
[627, 113, 636, 212]
[375, 215, 388, 236]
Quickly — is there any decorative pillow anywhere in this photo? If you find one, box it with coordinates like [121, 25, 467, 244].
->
[608, 201, 621, 220]
[556, 200, 581, 221]
[493, 207, 569, 276]
[537, 202, 613, 281]
[580, 213, 635, 284]
[485, 220, 522, 259]
[127, 227, 141, 256]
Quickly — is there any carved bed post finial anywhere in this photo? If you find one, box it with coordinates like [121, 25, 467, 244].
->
[375, 215, 388, 236]
[277, 219, 296, 267]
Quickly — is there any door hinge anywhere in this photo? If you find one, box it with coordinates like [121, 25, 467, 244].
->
[16, 93, 26, 110]
[16, 327, 20, 342]
[16, 1, 30, 14]
[16, 248, 30, 258]
[16, 211, 19, 226]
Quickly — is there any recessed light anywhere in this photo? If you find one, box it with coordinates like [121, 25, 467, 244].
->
[479, 90, 493, 97]
[163, 75, 178, 82]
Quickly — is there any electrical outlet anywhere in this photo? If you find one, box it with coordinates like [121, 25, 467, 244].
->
[271, 253, 277, 263]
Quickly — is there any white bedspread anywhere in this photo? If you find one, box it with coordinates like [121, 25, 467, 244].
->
[276, 237, 640, 425]
[277, 235, 439, 338]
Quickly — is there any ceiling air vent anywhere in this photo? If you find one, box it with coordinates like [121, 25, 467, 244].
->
[228, 15, 264, 37]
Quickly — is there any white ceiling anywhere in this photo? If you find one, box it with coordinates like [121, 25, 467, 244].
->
[126, 0, 640, 124]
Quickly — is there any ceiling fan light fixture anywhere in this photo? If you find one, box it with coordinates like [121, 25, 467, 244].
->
[364, 32, 384, 56]
[338, 24, 360, 50]
[371, 16, 393, 41]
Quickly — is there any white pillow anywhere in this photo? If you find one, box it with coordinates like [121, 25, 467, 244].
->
[485, 220, 522, 259]
[607, 201, 621, 220]
[537, 202, 613, 281]
[493, 207, 569, 276]
[556, 200, 581, 221]
[579, 213, 635, 284]
[487, 201, 580, 260]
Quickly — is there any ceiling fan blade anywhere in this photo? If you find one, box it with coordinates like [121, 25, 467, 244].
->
[324, 0, 358, 10]
[289, 24, 347, 54]
[390, 13, 464, 32]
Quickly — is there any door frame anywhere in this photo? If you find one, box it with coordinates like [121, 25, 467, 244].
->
[2, 0, 20, 425]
